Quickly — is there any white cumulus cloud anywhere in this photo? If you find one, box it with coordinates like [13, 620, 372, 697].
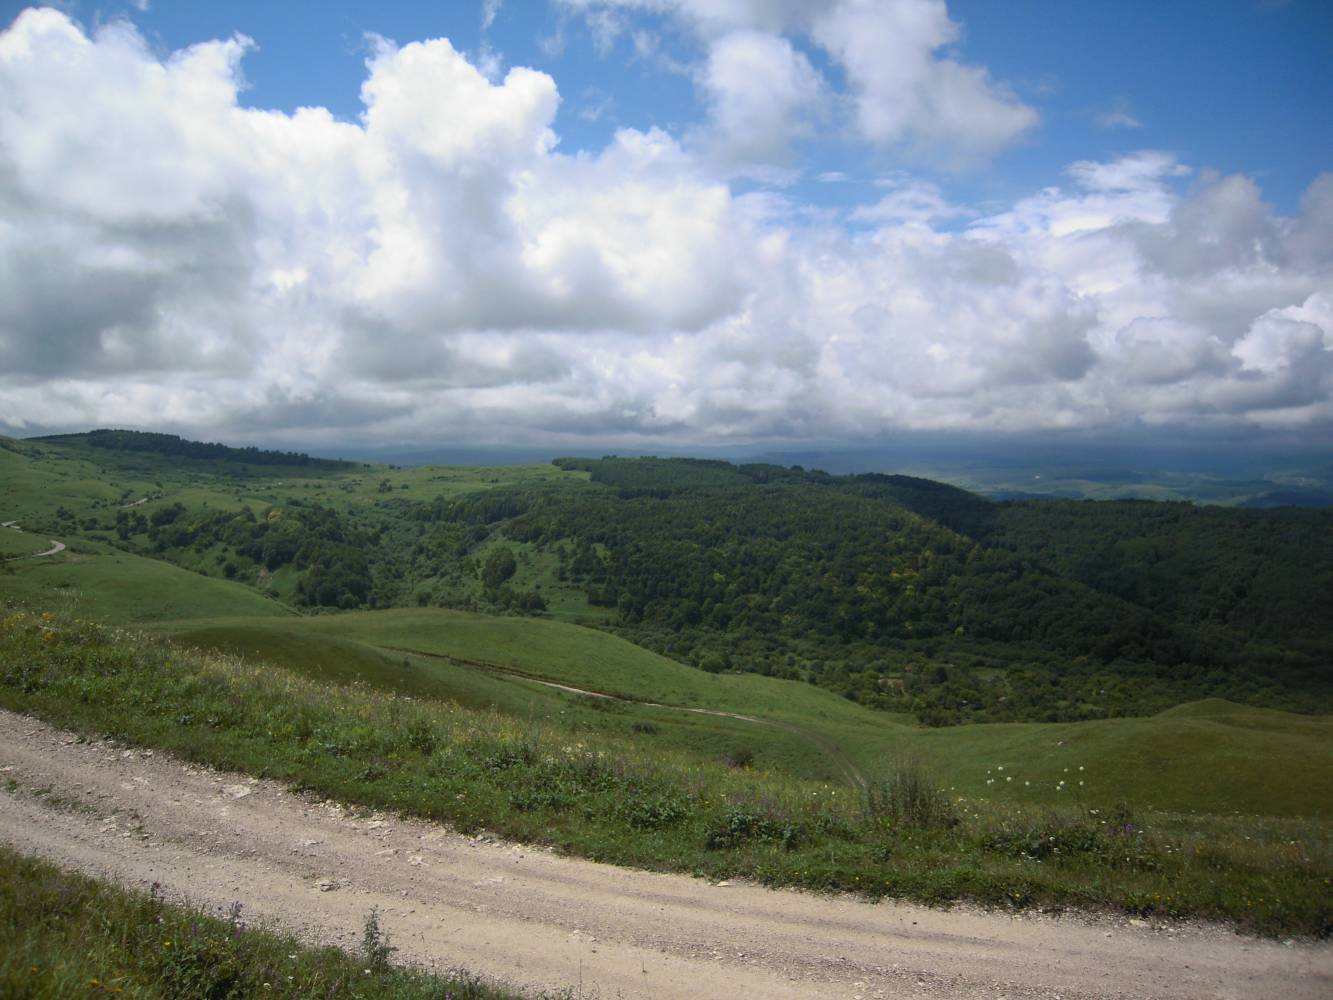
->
[695, 28, 825, 174]
[0, 9, 1330, 448]
[562, 0, 1038, 168]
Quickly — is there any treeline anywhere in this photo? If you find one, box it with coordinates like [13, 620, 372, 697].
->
[553, 455, 998, 535]
[504, 486, 1173, 655]
[45, 429, 355, 469]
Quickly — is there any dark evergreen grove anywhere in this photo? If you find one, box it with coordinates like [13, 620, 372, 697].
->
[36, 428, 356, 469]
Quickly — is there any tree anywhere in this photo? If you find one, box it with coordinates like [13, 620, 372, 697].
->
[481, 547, 517, 589]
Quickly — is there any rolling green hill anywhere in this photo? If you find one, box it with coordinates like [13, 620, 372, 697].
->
[155, 608, 1332, 819]
[5, 435, 1331, 728]
[145, 610, 1333, 821]
[3, 544, 294, 623]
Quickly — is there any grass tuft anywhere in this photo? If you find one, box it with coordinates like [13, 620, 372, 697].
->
[863, 758, 958, 831]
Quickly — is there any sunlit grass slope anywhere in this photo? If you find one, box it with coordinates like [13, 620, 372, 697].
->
[911, 704, 1333, 819]
[1, 437, 127, 521]
[264, 608, 890, 719]
[8, 433, 582, 511]
[158, 608, 1333, 818]
[2, 547, 292, 623]
[160, 613, 877, 785]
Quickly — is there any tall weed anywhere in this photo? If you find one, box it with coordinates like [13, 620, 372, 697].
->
[863, 758, 957, 830]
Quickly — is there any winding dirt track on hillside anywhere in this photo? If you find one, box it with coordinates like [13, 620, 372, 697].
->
[385, 644, 869, 789]
[2, 710, 1329, 999]
[1, 520, 66, 559]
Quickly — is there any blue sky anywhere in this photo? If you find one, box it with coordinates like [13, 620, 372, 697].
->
[0, 1, 1330, 450]
[48, 0, 1328, 211]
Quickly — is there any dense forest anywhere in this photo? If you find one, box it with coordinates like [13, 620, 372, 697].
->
[396, 457, 1329, 723]
[35, 429, 355, 469]
[93, 448, 1333, 725]
[127, 500, 375, 610]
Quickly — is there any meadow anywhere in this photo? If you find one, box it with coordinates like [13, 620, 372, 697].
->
[158, 608, 1333, 818]
[1, 608, 1328, 938]
[0, 528, 48, 559]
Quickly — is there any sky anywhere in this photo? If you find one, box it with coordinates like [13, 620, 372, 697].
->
[0, 0, 1330, 455]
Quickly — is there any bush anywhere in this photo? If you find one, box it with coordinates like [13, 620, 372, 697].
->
[725, 747, 755, 769]
[405, 718, 437, 756]
[617, 792, 687, 830]
[698, 653, 727, 673]
[981, 804, 1159, 871]
[704, 803, 802, 850]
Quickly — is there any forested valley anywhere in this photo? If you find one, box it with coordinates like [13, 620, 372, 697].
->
[73, 434, 1329, 727]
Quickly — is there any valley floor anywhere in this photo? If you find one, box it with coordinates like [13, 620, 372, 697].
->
[1, 708, 1328, 1000]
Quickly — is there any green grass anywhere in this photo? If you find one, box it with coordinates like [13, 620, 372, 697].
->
[0, 440, 130, 523]
[2, 435, 599, 623]
[160, 608, 920, 785]
[0, 528, 50, 558]
[199, 608, 863, 714]
[474, 538, 613, 624]
[911, 703, 1333, 819]
[2, 435, 581, 519]
[3, 607, 1329, 938]
[159, 617, 867, 785]
[1, 548, 294, 623]
[0, 844, 541, 999]
[155, 608, 1333, 819]
[5, 434, 1332, 933]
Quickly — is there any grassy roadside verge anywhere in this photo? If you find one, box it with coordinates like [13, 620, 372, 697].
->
[0, 844, 540, 999]
[2, 606, 1329, 938]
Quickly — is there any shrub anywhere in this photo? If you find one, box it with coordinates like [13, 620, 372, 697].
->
[618, 792, 687, 830]
[405, 718, 437, 756]
[981, 804, 1159, 871]
[725, 747, 755, 769]
[704, 803, 802, 850]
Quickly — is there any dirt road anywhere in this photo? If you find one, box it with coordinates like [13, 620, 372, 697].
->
[0, 708, 1328, 1000]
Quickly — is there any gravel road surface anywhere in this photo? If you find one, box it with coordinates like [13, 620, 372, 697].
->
[0, 708, 1328, 999]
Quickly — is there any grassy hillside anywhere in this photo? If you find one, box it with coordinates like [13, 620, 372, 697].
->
[156, 608, 1333, 819]
[3, 430, 1330, 941]
[432, 462, 1332, 722]
[5, 435, 1331, 729]
[0, 527, 50, 558]
[3, 607, 1328, 936]
[3, 545, 292, 623]
[160, 611, 888, 786]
